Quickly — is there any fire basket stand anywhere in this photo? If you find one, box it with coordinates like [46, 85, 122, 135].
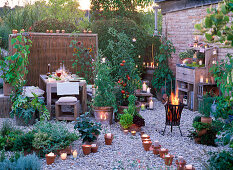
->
[163, 102, 184, 136]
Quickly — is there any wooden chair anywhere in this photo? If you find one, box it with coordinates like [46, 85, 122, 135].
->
[55, 82, 80, 121]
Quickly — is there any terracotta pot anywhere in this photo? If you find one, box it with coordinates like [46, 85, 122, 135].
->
[94, 106, 113, 124]
[82, 145, 91, 155]
[152, 145, 161, 155]
[176, 160, 187, 170]
[184, 165, 195, 170]
[159, 149, 169, 159]
[115, 102, 141, 121]
[164, 154, 174, 166]
[91, 144, 98, 153]
[201, 117, 212, 124]
[3, 82, 12, 96]
[104, 134, 113, 145]
[129, 124, 141, 132]
[141, 134, 150, 141]
[143, 141, 152, 151]
[142, 138, 151, 143]
[45, 154, 56, 165]
[197, 129, 207, 137]
[194, 137, 201, 144]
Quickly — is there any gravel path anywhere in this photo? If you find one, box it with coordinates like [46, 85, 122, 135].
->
[0, 98, 226, 170]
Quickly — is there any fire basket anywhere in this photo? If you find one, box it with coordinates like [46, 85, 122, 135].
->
[163, 102, 184, 136]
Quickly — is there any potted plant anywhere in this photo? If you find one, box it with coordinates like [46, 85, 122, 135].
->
[103, 28, 141, 121]
[74, 112, 102, 144]
[119, 112, 133, 130]
[93, 52, 116, 124]
[10, 93, 49, 126]
[0, 34, 32, 96]
[199, 93, 215, 124]
[193, 122, 211, 136]
[119, 95, 145, 131]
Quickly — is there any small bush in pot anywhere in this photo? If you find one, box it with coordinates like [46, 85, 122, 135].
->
[93, 51, 116, 124]
[119, 112, 133, 129]
[10, 93, 50, 126]
[74, 112, 102, 143]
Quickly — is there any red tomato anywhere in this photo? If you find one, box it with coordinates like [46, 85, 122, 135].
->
[121, 90, 125, 94]
[120, 63, 124, 66]
[127, 77, 130, 80]
[122, 60, 126, 63]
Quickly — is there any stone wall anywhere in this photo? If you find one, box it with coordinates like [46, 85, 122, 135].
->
[161, 5, 233, 73]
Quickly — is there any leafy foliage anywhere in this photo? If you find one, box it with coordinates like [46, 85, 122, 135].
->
[32, 18, 77, 33]
[194, 1, 233, 46]
[192, 122, 211, 132]
[93, 51, 116, 107]
[104, 28, 141, 106]
[199, 93, 216, 117]
[70, 39, 95, 84]
[179, 49, 195, 60]
[0, 153, 41, 170]
[91, 0, 152, 23]
[10, 93, 49, 124]
[119, 112, 134, 129]
[13, 131, 34, 153]
[74, 112, 102, 143]
[33, 121, 78, 155]
[208, 150, 233, 170]
[151, 37, 175, 94]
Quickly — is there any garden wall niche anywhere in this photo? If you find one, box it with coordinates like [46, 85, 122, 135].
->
[9, 33, 98, 86]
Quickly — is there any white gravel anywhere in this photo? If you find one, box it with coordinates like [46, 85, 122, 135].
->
[0, 98, 227, 170]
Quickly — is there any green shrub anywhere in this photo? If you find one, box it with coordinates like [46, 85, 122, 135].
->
[13, 131, 34, 152]
[0, 153, 41, 170]
[93, 51, 116, 107]
[33, 121, 78, 155]
[193, 116, 201, 124]
[193, 122, 211, 131]
[0, 25, 11, 49]
[91, 18, 160, 71]
[74, 112, 102, 143]
[32, 18, 77, 33]
[208, 151, 233, 170]
[120, 112, 133, 129]
[199, 94, 216, 117]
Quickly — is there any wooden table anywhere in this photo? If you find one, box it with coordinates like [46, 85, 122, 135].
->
[39, 75, 87, 117]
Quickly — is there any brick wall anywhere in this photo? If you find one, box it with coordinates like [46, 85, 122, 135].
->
[162, 5, 233, 73]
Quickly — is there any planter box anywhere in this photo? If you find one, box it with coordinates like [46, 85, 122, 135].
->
[115, 102, 141, 122]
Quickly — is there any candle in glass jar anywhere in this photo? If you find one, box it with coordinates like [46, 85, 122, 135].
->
[60, 153, 67, 160]
[141, 104, 145, 111]
[200, 76, 203, 83]
[48, 152, 55, 157]
[106, 133, 112, 138]
[206, 78, 209, 83]
[143, 62, 145, 66]
[123, 130, 128, 134]
[161, 148, 166, 151]
[102, 57, 106, 63]
[142, 82, 147, 91]
[131, 131, 136, 136]
[149, 100, 154, 109]
[199, 60, 202, 65]
[147, 63, 149, 67]
[185, 165, 193, 170]
[73, 150, 78, 159]
[147, 87, 150, 93]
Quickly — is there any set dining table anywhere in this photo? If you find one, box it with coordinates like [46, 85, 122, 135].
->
[39, 74, 87, 117]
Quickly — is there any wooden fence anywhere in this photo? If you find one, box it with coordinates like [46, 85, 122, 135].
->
[9, 33, 98, 86]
